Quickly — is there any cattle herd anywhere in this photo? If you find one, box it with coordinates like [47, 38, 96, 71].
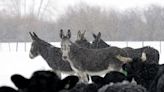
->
[0, 29, 163, 92]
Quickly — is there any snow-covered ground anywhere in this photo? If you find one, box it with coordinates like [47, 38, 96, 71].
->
[0, 41, 163, 88]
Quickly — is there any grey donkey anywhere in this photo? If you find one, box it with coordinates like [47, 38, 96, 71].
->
[75, 31, 109, 49]
[75, 30, 91, 48]
[91, 32, 110, 49]
[123, 46, 159, 64]
[60, 29, 132, 82]
[29, 32, 74, 78]
[91, 32, 159, 64]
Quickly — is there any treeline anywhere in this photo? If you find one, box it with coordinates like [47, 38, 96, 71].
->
[0, 3, 164, 42]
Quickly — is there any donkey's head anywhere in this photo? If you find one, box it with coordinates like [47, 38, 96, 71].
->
[91, 32, 101, 48]
[75, 30, 91, 48]
[60, 29, 72, 61]
[29, 32, 40, 59]
[76, 30, 86, 41]
[91, 32, 110, 49]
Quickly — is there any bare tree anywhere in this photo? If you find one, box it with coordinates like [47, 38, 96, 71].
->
[0, 1, 164, 41]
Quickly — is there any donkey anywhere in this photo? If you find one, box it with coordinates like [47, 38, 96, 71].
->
[91, 32, 110, 49]
[75, 31, 109, 49]
[29, 32, 73, 77]
[75, 30, 91, 48]
[123, 46, 159, 64]
[60, 29, 132, 82]
[90, 32, 159, 64]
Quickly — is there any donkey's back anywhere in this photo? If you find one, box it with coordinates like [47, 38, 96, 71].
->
[68, 44, 130, 73]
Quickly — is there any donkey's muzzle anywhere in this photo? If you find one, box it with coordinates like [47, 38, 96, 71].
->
[63, 56, 67, 59]
[62, 56, 68, 61]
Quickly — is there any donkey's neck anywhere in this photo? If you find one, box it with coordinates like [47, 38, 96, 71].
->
[39, 45, 50, 60]
[75, 40, 91, 48]
[99, 40, 110, 48]
[70, 43, 83, 53]
[69, 43, 88, 60]
[39, 44, 59, 61]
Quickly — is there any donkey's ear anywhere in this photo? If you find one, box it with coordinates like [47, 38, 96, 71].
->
[67, 29, 71, 39]
[97, 32, 101, 39]
[82, 30, 86, 35]
[29, 32, 35, 40]
[81, 30, 86, 38]
[78, 30, 81, 36]
[33, 32, 38, 38]
[92, 33, 97, 39]
[60, 29, 64, 39]
[77, 30, 81, 40]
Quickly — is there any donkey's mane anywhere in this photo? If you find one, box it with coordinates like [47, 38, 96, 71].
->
[71, 42, 123, 53]
[91, 40, 110, 49]
[36, 38, 54, 47]
[75, 39, 91, 48]
[99, 39, 110, 46]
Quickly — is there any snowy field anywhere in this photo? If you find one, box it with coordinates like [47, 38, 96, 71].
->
[0, 41, 164, 88]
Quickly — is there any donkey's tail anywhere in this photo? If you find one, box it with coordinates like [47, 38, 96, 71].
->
[115, 55, 132, 63]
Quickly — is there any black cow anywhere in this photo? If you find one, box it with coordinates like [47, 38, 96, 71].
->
[11, 70, 79, 92]
[122, 58, 164, 92]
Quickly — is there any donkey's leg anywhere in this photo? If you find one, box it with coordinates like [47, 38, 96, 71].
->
[77, 72, 89, 83]
[87, 74, 92, 83]
[81, 73, 89, 83]
[54, 71, 62, 79]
